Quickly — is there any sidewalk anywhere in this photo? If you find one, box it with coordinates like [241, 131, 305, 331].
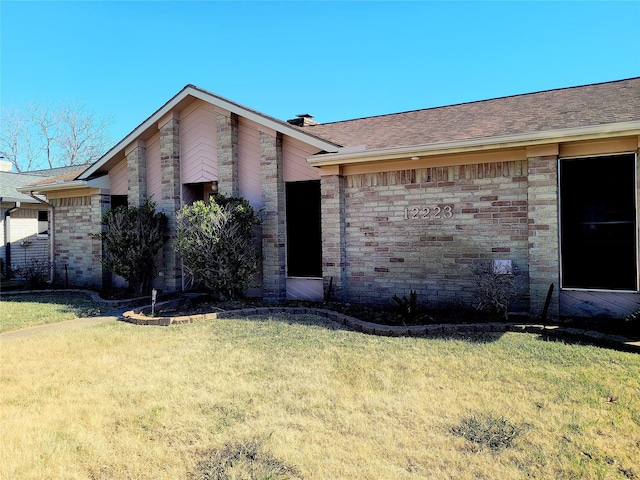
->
[0, 309, 128, 341]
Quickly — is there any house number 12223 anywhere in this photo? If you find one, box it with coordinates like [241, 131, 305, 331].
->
[403, 205, 453, 220]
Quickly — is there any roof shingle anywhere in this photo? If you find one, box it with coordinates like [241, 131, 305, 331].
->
[303, 78, 640, 150]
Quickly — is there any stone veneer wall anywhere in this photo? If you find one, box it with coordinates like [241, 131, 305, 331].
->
[321, 174, 347, 301]
[160, 117, 182, 290]
[51, 194, 110, 288]
[127, 142, 147, 207]
[527, 155, 560, 318]
[260, 131, 287, 301]
[216, 112, 239, 197]
[340, 161, 531, 311]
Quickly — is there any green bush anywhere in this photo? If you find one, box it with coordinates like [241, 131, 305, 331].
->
[175, 195, 262, 300]
[391, 289, 418, 324]
[96, 198, 168, 295]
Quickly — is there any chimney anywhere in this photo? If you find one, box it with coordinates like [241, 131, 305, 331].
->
[0, 159, 12, 172]
[287, 114, 318, 127]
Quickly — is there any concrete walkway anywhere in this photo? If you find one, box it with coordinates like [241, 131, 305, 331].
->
[0, 309, 128, 341]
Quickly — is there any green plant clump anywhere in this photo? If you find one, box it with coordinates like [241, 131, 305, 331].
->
[175, 195, 262, 300]
[451, 413, 522, 452]
[391, 289, 419, 324]
[96, 198, 168, 295]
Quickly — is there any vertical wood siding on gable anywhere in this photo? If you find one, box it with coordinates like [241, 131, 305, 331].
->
[238, 117, 262, 209]
[146, 133, 162, 203]
[180, 100, 218, 184]
[283, 137, 321, 183]
[109, 157, 128, 195]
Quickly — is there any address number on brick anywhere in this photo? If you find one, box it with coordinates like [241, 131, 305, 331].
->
[403, 205, 453, 220]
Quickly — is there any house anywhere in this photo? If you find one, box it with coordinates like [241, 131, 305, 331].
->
[1, 163, 96, 279]
[18, 78, 640, 318]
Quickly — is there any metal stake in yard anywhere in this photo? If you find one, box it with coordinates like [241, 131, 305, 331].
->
[151, 289, 157, 316]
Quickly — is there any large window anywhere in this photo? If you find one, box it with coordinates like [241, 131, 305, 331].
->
[559, 154, 637, 291]
[286, 180, 322, 277]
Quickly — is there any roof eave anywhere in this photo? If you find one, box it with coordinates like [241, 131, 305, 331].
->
[17, 175, 110, 195]
[307, 121, 640, 167]
[79, 85, 341, 180]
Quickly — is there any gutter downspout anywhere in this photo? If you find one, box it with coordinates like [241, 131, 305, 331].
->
[2, 200, 20, 279]
[27, 192, 56, 284]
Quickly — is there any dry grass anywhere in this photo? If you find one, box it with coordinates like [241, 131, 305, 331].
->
[1, 314, 639, 479]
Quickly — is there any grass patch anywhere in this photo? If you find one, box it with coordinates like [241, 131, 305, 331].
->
[1, 314, 639, 479]
[0, 294, 104, 332]
[191, 435, 302, 480]
[451, 413, 522, 452]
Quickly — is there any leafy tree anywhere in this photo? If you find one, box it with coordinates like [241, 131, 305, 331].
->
[175, 195, 262, 300]
[96, 198, 168, 295]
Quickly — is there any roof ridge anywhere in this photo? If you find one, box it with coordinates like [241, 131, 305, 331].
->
[312, 77, 640, 127]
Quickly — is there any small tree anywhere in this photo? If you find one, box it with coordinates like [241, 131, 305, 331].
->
[97, 198, 167, 295]
[175, 195, 262, 300]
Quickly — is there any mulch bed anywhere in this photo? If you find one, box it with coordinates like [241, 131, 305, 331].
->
[153, 295, 640, 341]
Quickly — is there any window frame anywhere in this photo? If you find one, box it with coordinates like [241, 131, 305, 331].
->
[558, 152, 639, 292]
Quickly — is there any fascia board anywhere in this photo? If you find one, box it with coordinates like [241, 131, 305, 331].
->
[80, 86, 340, 180]
[186, 88, 341, 153]
[307, 121, 640, 166]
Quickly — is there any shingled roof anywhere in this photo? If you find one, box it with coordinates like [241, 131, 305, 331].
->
[303, 78, 640, 150]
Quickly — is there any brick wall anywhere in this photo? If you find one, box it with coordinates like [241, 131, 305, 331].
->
[260, 131, 287, 301]
[51, 194, 110, 288]
[321, 174, 347, 301]
[160, 117, 182, 290]
[340, 161, 530, 311]
[127, 142, 147, 207]
[216, 112, 239, 197]
[527, 156, 560, 318]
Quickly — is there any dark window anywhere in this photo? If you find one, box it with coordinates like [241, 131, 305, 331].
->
[37, 210, 48, 235]
[560, 154, 637, 290]
[286, 180, 322, 277]
[110, 195, 128, 209]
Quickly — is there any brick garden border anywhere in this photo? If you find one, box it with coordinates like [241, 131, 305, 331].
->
[122, 303, 640, 354]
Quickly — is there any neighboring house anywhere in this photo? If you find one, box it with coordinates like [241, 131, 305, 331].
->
[19, 78, 640, 318]
[1, 163, 92, 279]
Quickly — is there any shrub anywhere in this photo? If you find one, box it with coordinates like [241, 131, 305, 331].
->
[624, 310, 640, 336]
[391, 289, 418, 324]
[175, 195, 262, 300]
[96, 198, 168, 295]
[471, 261, 516, 320]
[13, 258, 51, 288]
[451, 413, 521, 452]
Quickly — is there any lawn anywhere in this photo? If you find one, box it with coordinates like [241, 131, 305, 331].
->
[0, 293, 104, 332]
[1, 313, 639, 479]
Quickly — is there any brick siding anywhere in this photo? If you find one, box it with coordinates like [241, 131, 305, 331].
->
[339, 161, 531, 312]
[51, 195, 110, 288]
[260, 131, 287, 301]
[160, 117, 182, 290]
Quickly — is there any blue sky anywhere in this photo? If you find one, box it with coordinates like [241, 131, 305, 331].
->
[2, 1, 639, 144]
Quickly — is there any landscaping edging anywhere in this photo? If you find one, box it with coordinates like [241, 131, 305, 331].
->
[122, 305, 640, 354]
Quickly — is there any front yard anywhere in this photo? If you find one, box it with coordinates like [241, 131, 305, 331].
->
[1, 312, 639, 479]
